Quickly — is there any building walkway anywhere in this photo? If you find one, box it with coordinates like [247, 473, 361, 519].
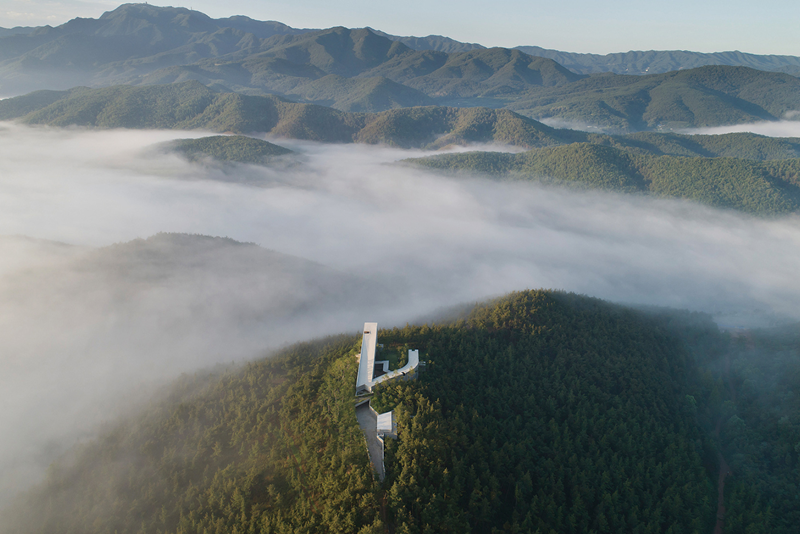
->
[355, 401, 385, 480]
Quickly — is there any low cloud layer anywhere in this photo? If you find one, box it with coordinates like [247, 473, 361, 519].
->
[2, 122, 800, 506]
[681, 118, 800, 137]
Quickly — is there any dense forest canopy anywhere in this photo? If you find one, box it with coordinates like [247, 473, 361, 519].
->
[2, 290, 795, 533]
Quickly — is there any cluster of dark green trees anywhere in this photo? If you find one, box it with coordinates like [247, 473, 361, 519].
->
[2, 290, 798, 533]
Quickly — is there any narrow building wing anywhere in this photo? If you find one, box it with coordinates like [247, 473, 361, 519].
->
[355, 322, 378, 395]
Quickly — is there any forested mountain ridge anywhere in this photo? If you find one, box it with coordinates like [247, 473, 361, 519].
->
[0, 290, 725, 533]
[118, 31, 800, 130]
[368, 28, 486, 54]
[0, 81, 578, 148]
[405, 143, 800, 215]
[4, 4, 800, 79]
[0, 4, 579, 102]
[133, 40, 581, 112]
[506, 65, 800, 132]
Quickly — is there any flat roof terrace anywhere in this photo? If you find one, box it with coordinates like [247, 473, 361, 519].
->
[355, 322, 420, 395]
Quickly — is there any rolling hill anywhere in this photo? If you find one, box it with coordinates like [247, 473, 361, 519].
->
[139, 59, 435, 112]
[359, 46, 584, 98]
[0, 233, 384, 331]
[162, 135, 293, 165]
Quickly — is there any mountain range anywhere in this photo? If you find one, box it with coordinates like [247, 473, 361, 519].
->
[3, 4, 800, 84]
[2, 4, 800, 131]
[5, 80, 800, 158]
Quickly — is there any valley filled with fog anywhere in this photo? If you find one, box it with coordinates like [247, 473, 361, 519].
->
[2, 121, 800, 505]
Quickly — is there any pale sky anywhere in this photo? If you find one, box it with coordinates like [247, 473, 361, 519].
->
[1, 0, 799, 55]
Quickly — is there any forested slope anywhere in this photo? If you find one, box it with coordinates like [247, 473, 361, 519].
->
[406, 144, 800, 215]
[507, 65, 800, 132]
[1, 290, 723, 534]
[588, 131, 800, 161]
[711, 326, 800, 532]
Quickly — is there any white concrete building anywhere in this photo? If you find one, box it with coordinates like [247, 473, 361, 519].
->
[355, 323, 420, 395]
[355, 322, 378, 395]
[376, 411, 396, 438]
[354, 322, 421, 481]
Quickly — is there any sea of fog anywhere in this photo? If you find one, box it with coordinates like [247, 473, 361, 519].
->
[2, 121, 800, 506]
